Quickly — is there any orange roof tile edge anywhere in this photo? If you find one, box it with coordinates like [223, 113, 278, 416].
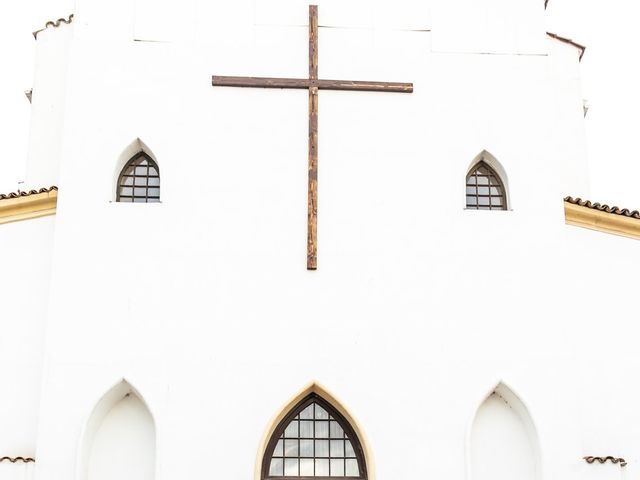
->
[0, 186, 58, 225]
[564, 196, 640, 240]
[33, 14, 74, 39]
[0, 457, 35, 464]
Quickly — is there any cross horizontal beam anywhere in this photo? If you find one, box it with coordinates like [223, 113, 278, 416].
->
[212, 75, 413, 93]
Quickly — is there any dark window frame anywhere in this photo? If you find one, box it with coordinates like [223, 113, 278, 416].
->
[262, 393, 368, 480]
[116, 152, 160, 203]
[465, 160, 507, 210]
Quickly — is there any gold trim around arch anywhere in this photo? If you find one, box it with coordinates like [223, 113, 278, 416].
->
[0, 189, 58, 226]
[254, 382, 375, 480]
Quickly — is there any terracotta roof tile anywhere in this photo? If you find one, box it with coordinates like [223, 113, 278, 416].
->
[564, 196, 640, 219]
[584, 456, 627, 467]
[32, 14, 74, 39]
[0, 186, 58, 201]
[0, 457, 35, 463]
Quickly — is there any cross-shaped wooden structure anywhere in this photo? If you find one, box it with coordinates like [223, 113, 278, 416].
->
[212, 5, 413, 270]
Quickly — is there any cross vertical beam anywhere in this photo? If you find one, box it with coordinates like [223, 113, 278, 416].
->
[211, 5, 413, 270]
[307, 5, 319, 270]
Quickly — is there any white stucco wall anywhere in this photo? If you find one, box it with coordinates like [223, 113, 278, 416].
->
[0, 1, 636, 480]
[0, 216, 54, 478]
[25, 22, 73, 190]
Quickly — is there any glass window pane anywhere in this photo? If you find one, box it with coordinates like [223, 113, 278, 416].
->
[315, 421, 329, 438]
[466, 186, 476, 195]
[315, 405, 329, 420]
[315, 459, 329, 476]
[330, 459, 345, 476]
[273, 439, 284, 457]
[148, 197, 161, 203]
[315, 440, 329, 457]
[284, 458, 298, 476]
[346, 459, 359, 476]
[330, 440, 344, 457]
[118, 155, 161, 203]
[330, 421, 344, 438]
[345, 441, 356, 458]
[119, 197, 133, 202]
[300, 405, 314, 419]
[466, 162, 507, 212]
[284, 440, 298, 457]
[300, 458, 314, 476]
[270, 458, 284, 476]
[300, 421, 313, 438]
[266, 400, 365, 478]
[285, 421, 299, 438]
[300, 439, 314, 457]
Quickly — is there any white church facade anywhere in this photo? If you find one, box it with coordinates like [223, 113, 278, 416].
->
[1, 1, 639, 480]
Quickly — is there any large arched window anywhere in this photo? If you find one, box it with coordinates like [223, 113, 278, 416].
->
[117, 152, 160, 203]
[262, 394, 367, 480]
[466, 161, 507, 210]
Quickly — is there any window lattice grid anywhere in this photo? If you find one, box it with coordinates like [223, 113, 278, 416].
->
[465, 161, 506, 210]
[117, 153, 160, 203]
[264, 397, 366, 479]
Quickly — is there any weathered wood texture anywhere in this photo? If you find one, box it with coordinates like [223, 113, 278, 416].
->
[211, 4, 413, 270]
[309, 5, 318, 81]
[307, 7, 319, 270]
[212, 76, 413, 93]
[308, 86, 319, 270]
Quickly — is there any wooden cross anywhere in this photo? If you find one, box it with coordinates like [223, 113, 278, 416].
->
[212, 5, 413, 270]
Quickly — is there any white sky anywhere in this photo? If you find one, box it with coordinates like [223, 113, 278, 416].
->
[1, 1, 639, 207]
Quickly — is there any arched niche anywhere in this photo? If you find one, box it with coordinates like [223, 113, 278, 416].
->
[256, 382, 374, 480]
[113, 139, 158, 201]
[79, 380, 156, 480]
[468, 382, 541, 480]
[465, 150, 511, 210]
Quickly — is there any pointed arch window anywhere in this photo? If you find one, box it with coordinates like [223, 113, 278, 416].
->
[81, 381, 156, 480]
[117, 152, 160, 203]
[466, 161, 507, 210]
[263, 394, 367, 480]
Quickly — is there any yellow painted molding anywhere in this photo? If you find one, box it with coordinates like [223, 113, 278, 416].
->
[564, 201, 640, 240]
[0, 190, 58, 225]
